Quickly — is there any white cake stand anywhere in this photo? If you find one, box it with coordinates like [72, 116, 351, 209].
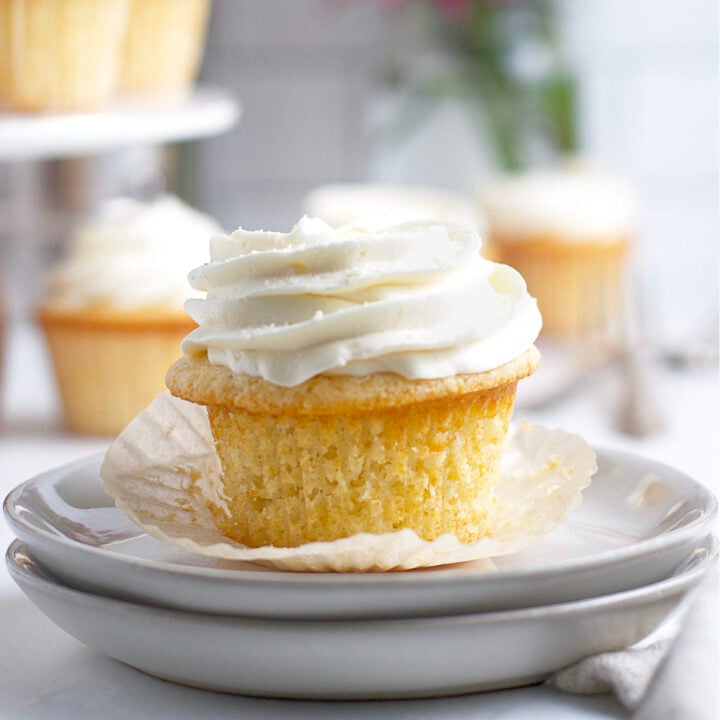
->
[0, 87, 239, 162]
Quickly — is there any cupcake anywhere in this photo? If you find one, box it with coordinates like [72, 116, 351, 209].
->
[119, 0, 212, 98]
[166, 217, 541, 548]
[39, 194, 222, 435]
[304, 183, 485, 235]
[479, 165, 635, 336]
[0, 0, 129, 111]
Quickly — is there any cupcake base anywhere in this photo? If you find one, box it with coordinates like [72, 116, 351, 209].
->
[100, 392, 596, 572]
[208, 384, 515, 547]
[39, 306, 195, 435]
[120, 0, 211, 97]
[488, 236, 628, 336]
[0, 0, 129, 112]
[167, 348, 540, 547]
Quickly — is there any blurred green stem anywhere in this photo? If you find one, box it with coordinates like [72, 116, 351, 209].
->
[465, 61, 525, 171]
[380, 0, 578, 172]
[455, 0, 576, 170]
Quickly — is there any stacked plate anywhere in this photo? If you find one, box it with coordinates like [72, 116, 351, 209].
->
[4, 448, 717, 699]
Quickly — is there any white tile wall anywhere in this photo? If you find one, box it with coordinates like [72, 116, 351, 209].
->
[209, 0, 383, 51]
[565, 0, 717, 53]
[190, 0, 386, 231]
[563, 0, 718, 339]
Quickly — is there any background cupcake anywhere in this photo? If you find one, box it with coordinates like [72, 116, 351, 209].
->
[119, 0, 212, 98]
[38, 194, 221, 435]
[304, 183, 485, 236]
[479, 165, 636, 338]
[0, 0, 129, 111]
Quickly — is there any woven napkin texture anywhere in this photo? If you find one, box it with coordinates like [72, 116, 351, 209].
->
[548, 570, 718, 719]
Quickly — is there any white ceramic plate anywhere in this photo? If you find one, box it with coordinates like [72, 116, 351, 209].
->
[7, 537, 716, 699]
[4, 450, 716, 619]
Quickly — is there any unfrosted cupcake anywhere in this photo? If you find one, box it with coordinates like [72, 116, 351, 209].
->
[304, 183, 485, 235]
[479, 165, 635, 336]
[166, 217, 541, 548]
[119, 0, 212, 98]
[39, 195, 222, 435]
[0, 0, 129, 111]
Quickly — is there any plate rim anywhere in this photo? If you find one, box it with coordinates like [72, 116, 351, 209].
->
[4, 448, 718, 588]
[7, 535, 717, 625]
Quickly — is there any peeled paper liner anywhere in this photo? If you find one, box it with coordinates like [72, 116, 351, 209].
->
[100, 392, 597, 572]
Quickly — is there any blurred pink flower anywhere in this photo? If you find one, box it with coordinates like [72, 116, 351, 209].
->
[378, 0, 469, 17]
[436, 0, 470, 20]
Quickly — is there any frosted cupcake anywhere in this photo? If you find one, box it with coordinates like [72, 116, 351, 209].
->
[304, 183, 485, 235]
[119, 0, 212, 98]
[479, 166, 635, 336]
[166, 217, 541, 548]
[0, 0, 129, 111]
[39, 195, 221, 435]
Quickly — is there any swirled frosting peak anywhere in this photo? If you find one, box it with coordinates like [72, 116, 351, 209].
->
[182, 216, 541, 386]
[46, 195, 222, 310]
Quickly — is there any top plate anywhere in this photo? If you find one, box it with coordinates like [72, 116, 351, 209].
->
[4, 449, 716, 619]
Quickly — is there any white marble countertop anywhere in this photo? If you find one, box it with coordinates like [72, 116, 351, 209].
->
[0, 323, 717, 719]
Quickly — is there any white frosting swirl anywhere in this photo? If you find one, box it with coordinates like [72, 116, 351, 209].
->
[183, 217, 541, 387]
[46, 195, 222, 310]
[480, 165, 636, 242]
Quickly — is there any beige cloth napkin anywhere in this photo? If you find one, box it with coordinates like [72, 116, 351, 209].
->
[548, 570, 719, 719]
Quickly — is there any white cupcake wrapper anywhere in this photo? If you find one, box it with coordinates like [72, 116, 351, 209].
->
[100, 392, 597, 572]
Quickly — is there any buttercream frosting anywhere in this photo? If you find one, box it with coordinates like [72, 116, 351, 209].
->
[182, 217, 541, 387]
[46, 195, 222, 310]
[479, 165, 636, 242]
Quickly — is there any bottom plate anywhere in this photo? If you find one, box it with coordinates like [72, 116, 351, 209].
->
[7, 537, 716, 700]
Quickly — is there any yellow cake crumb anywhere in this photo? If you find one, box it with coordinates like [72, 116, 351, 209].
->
[166, 347, 539, 548]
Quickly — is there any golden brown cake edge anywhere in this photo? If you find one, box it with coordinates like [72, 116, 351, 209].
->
[166, 345, 540, 415]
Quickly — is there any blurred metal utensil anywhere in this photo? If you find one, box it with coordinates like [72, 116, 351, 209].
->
[615, 344, 666, 437]
[615, 280, 665, 437]
[662, 343, 719, 370]
[660, 312, 719, 370]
